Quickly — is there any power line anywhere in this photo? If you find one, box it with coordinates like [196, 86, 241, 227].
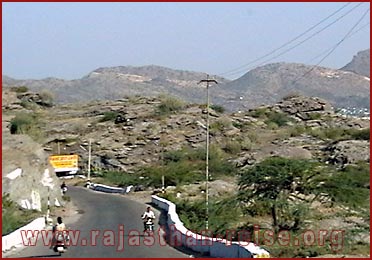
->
[220, 2, 364, 78]
[219, 2, 351, 77]
[290, 8, 370, 87]
[306, 22, 370, 64]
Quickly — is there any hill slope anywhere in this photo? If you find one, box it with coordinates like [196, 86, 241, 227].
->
[341, 49, 370, 77]
[3, 50, 370, 111]
[2, 65, 229, 104]
[215, 62, 370, 110]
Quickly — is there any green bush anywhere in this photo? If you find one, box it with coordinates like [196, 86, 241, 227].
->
[307, 112, 322, 120]
[163, 150, 184, 163]
[20, 100, 38, 110]
[10, 86, 29, 93]
[210, 117, 232, 132]
[309, 127, 370, 141]
[289, 125, 306, 137]
[266, 121, 279, 130]
[265, 111, 291, 127]
[99, 171, 141, 187]
[210, 104, 225, 113]
[239, 136, 253, 151]
[223, 140, 242, 154]
[156, 95, 186, 116]
[2, 194, 40, 235]
[99, 111, 119, 122]
[138, 145, 237, 188]
[348, 128, 370, 140]
[10, 112, 38, 135]
[248, 107, 268, 118]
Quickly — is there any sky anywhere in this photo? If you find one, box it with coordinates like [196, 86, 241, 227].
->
[2, 2, 370, 80]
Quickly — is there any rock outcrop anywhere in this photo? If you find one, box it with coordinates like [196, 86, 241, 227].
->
[2, 100, 62, 210]
[326, 140, 370, 166]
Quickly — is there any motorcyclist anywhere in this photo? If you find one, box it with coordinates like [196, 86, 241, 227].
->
[51, 217, 68, 250]
[61, 182, 67, 195]
[141, 206, 155, 231]
[55, 216, 66, 232]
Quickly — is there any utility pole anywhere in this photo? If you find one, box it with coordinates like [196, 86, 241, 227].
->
[88, 139, 92, 181]
[198, 75, 218, 230]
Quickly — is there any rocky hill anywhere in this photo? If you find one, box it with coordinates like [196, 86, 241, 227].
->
[2, 65, 229, 105]
[2, 90, 62, 213]
[3, 87, 369, 176]
[3, 50, 370, 112]
[2, 88, 370, 256]
[341, 49, 370, 77]
[215, 62, 370, 110]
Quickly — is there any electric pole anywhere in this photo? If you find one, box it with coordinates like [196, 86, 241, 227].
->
[88, 139, 92, 181]
[198, 75, 218, 230]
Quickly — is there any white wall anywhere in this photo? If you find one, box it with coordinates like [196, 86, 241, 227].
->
[152, 195, 270, 258]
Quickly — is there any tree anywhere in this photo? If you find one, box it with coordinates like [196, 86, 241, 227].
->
[238, 157, 325, 232]
[319, 162, 370, 210]
[238, 157, 370, 233]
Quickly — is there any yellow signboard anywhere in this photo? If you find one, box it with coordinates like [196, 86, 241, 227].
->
[49, 155, 78, 170]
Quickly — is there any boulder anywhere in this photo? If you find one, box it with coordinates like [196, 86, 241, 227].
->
[2, 121, 62, 210]
[275, 95, 334, 120]
[326, 140, 370, 165]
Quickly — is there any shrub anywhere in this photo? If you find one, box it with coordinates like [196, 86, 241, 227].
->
[10, 86, 29, 93]
[265, 111, 291, 127]
[223, 140, 242, 154]
[309, 127, 370, 141]
[210, 104, 225, 113]
[20, 100, 38, 110]
[2, 194, 40, 235]
[237, 136, 253, 151]
[210, 117, 232, 132]
[307, 112, 322, 120]
[99, 111, 119, 122]
[138, 145, 237, 188]
[38, 90, 54, 107]
[99, 171, 141, 187]
[266, 121, 279, 130]
[248, 107, 268, 118]
[289, 125, 306, 137]
[163, 150, 184, 163]
[348, 128, 370, 140]
[156, 95, 186, 116]
[10, 112, 37, 134]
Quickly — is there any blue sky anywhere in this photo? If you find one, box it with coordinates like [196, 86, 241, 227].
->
[2, 2, 370, 80]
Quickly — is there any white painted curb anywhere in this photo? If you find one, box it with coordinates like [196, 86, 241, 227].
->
[152, 195, 270, 258]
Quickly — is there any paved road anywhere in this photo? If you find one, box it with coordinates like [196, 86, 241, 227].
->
[7, 186, 189, 258]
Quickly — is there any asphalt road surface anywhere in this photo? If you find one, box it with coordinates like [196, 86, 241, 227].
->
[7, 186, 189, 258]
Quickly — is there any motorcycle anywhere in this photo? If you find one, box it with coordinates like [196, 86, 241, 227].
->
[53, 231, 68, 255]
[61, 186, 68, 195]
[144, 217, 155, 232]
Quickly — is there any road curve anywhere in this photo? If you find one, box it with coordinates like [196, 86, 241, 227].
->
[7, 186, 189, 258]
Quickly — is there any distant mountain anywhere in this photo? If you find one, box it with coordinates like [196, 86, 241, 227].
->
[2, 51, 370, 111]
[215, 62, 370, 110]
[341, 49, 370, 77]
[2, 65, 229, 104]
[2, 75, 17, 85]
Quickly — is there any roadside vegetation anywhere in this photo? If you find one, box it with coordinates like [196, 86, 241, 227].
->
[96, 145, 237, 188]
[2, 194, 41, 235]
[158, 157, 370, 257]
